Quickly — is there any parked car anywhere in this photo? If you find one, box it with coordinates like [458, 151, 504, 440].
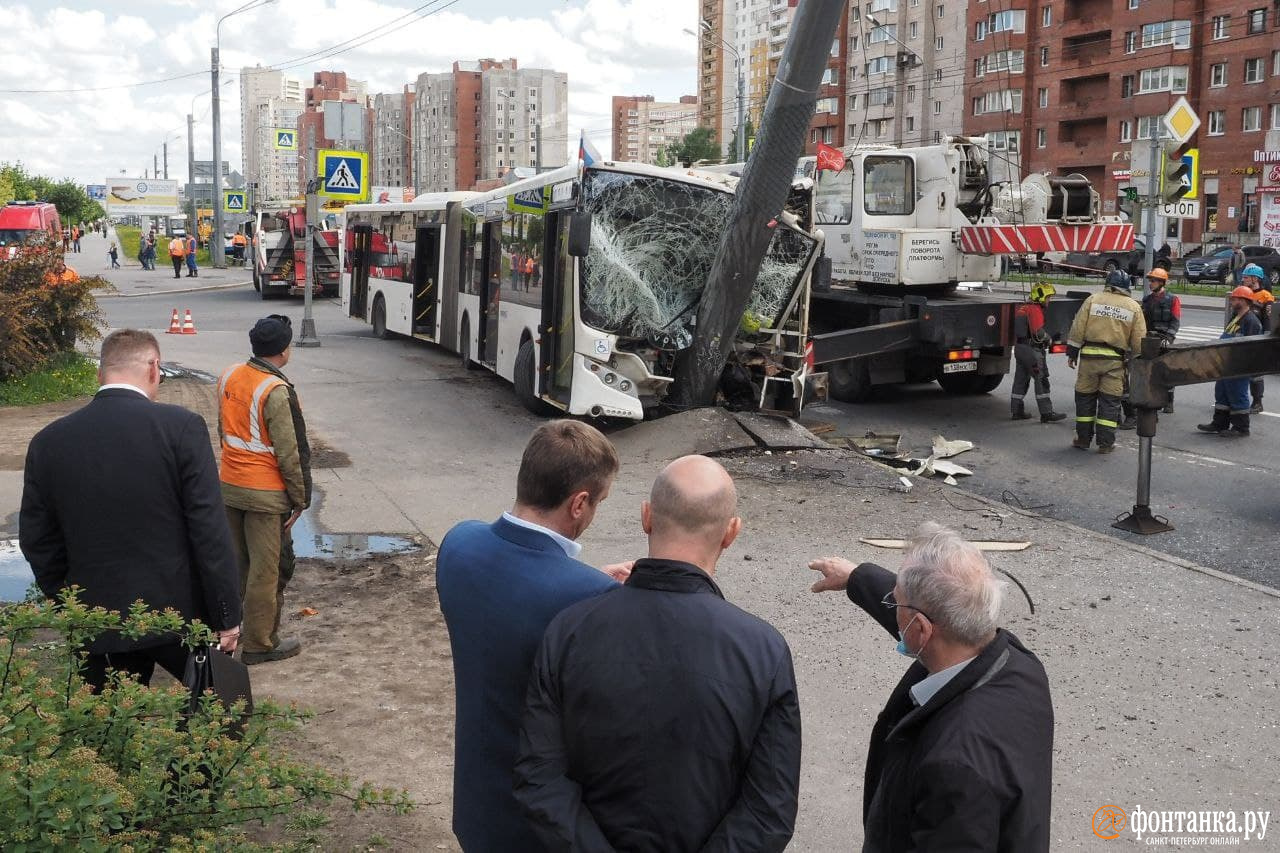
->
[1241, 245, 1280, 288]
[1184, 247, 1234, 285]
[1063, 238, 1147, 277]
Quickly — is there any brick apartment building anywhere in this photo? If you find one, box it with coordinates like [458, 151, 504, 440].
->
[610, 95, 699, 163]
[965, 0, 1280, 246]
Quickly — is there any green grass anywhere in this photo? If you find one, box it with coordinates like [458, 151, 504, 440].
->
[115, 225, 211, 268]
[0, 351, 98, 406]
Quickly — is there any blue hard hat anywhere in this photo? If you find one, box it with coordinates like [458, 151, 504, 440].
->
[1105, 269, 1131, 291]
[1242, 263, 1265, 279]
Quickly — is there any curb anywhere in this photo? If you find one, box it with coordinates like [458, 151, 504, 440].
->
[835, 446, 1280, 600]
[98, 281, 251, 299]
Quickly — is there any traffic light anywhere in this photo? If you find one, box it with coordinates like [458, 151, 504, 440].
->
[1161, 144, 1191, 205]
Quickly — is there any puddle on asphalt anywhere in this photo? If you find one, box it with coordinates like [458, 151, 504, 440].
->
[0, 513, 417, 603]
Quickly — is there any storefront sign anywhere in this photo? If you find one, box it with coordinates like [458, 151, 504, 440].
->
[1252, 150, 1280, 163]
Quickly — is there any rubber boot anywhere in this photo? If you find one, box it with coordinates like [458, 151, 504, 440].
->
[1011, 398, 1032, 420]
[1162, 389, 1175, 415]
[1197, 409, 1230, 433]
[1221, 413, 1251, 437]
[1249, 379, 1263, 414]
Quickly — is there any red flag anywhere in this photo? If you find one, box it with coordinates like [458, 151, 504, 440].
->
[816, 141, 844, 173]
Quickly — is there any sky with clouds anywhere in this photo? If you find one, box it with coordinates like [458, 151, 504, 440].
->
[0, 0, 697, 186]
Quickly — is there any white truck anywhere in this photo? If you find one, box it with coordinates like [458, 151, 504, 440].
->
[802, 136, 1134, 400]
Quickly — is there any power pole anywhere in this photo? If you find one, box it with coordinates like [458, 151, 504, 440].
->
[298, 178, 321, 348]
[1142, 127, 1161, 292]
[187, 113, 197, 236]
[535, 122, 542, 173]
[163, 142, 169, 179]
[211, 46, 226, 268]
[669, 0, 845, 408]
[735, 61, 746, 163]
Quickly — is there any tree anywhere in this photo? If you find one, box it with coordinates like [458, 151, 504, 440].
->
[655, 147, 670, 168]
[0, 163, 104, 225]
[668, 127, 721, 167]
[728, 119, 756, 164]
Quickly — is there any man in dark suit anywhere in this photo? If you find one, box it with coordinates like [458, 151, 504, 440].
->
[808, 523, 1054, 852]
[436, 420, 623, 852]
[515, 455, 801, 853]
[20, 329, 243, 692]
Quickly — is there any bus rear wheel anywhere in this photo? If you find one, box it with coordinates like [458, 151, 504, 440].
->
[514, 339, 553, 415]
[372, 295, 389, 339]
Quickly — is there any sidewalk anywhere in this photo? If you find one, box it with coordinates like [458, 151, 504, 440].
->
[74, 228, 251, 297]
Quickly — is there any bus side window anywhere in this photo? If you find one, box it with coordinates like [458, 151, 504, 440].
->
[460, 215, 476, 294]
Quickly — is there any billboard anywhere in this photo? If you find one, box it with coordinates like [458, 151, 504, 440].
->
[105, 178, 180, 215]
[371, 186, 415, 204]
[86, 184, 106, 202]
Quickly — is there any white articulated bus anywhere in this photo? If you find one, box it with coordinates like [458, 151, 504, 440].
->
[340, 161, 822, 420]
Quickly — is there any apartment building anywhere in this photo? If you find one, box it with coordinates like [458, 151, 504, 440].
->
[370, 88, 415, 192]
[610, 95, 700, 163]
[965, 0, 1280, 244]
[844, 0, 967, 153]
[239, 66, 304, 201]
[413, 59, 569, 194]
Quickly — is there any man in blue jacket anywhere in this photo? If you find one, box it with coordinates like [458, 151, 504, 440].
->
[436, 420, 622, 852]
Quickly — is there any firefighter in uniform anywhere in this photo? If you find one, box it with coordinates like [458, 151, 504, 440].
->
[218, 315, 312, 664]
[1066, 269, 1147, 453]
[1198, 287, 1264, 437]
[1141, 267, 1181, 413]
[1010, 282, 1067, 422]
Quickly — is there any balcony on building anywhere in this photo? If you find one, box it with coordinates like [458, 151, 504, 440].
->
[1060, 33, 1111, 71]
[1058, 73, 1110, 118]
[1057, 116, 1110, 165]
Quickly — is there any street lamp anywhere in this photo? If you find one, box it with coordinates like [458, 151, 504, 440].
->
[212, 0, 276, 267]
[865, 15, 920, 65]
[685, 22, 745, 163]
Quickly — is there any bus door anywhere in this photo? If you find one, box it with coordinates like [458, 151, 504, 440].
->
[540, 211, 573, 407]
[348, 223, 372, 320]
[478, 221, 502, 368]
[413, 223, 441, 338]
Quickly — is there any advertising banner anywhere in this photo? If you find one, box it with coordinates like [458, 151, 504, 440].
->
[86, 184, 106, 202]
[105, 178, 180, 216]
[1259, 192, 1280, 249]
[371, 186, 415, 204]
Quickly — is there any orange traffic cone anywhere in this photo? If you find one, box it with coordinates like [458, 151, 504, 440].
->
[181, 309, 197, 335]
[166, 308, 182, 334]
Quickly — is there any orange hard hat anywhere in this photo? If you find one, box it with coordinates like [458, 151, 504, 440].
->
[1146, 268, 1169, 281]
[1254, 289, 1276, 304]
[1230, 285, 1256, 300]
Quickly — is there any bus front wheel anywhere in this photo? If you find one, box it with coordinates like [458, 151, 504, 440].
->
[372, 295, 389, 339]
[514, 339, 553, 415]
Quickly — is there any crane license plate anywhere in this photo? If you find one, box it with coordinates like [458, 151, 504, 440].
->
[942, 361, 978, 374]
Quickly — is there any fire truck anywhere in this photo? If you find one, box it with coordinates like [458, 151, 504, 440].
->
[803, 136, 1134, 401]
[250, 204, 341, 300]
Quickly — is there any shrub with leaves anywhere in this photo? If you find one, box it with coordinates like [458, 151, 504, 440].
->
[0, 589, 412, 850]
[0, 244, 105, 380]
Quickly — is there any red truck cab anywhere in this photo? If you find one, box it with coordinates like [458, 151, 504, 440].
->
[0, 201, 61, 259]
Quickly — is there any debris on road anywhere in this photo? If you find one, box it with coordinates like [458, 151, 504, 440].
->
[931, 435, 975, 459]
[860, 537, 1031, 552]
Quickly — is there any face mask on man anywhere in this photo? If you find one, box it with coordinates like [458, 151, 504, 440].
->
[896, 613, 921, 659]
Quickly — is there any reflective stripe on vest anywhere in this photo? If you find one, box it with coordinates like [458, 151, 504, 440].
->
[219, 364, 287, 491]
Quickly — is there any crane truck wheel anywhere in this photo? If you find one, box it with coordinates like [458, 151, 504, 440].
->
[937, 372, 1004, 395]
[827, 358, 873, 403]
[252, 268, 260, 292]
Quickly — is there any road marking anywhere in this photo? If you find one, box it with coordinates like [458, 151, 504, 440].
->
[1174, 324, 1223, 343]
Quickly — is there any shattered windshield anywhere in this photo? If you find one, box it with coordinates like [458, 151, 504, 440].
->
[580, 169, 815, 348]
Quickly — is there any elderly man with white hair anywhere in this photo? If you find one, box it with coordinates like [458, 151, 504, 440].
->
[809, 523, 1054, 853]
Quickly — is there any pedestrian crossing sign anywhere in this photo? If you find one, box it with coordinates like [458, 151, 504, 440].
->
[274, 129, 297, 150]
[223, 190, 247, 213]
[318, 149, 368, 201]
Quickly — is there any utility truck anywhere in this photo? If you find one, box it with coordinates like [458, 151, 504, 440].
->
[250, 203, 341, 300]
[804, 136, 1135, 401]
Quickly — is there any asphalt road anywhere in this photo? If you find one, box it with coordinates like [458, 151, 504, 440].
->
[806, 302, 1280, 589]
[103, 282, 1277, 589]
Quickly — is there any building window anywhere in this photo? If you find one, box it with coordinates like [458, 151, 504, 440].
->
[816, 96, 839, 113]
[1248, 8, 1266, 33]
[988, 10, 1026, 33]
[1042, 6, 1051, 26]
[1140, 20, 1192, 49]
[869, 24, 897, 44]
[1210, 63, 1228, 87]
[1040, 46, 1050, 66]
[984, 49, 1025, 73]
[1243, 106, 1262, 131]
[1036, 128, 1046, 148]
[849, 34, 860, 50]
[1119, 120, 1132, 142]
[1038, 87, 1048, 107]
[869, 0, 898, 11]
[975, 89, 1023, 114]
[910, 21, 919, 38]
[1121, 75, 1134, 98]
[1212, 15, 1230, 39]
[934, 100, 941, 115]
[975, 21, 987, 40]
[1138, 66, 1189, 94]
[848, 93, 859, 109]
[934, 130, 942, 143]
[1207, 109, 1226, 135]
[867, 56, 893, 75]
[989, 130, 1020, 151]
[935, 68, 943, 82]
[1127, 0, 1138, 8]
[907, 84, 916, 102]
[1136, 115, 1162, 139]
[937, 3, 944, 16]
[975, 58, 984, 77]
[1124, 32, 1136, 53]
[1271, 104, 1280, 130]
[1245, 57, 1264, 83]
[906, 116, 915, 131]
[868, 87, 894, 106]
